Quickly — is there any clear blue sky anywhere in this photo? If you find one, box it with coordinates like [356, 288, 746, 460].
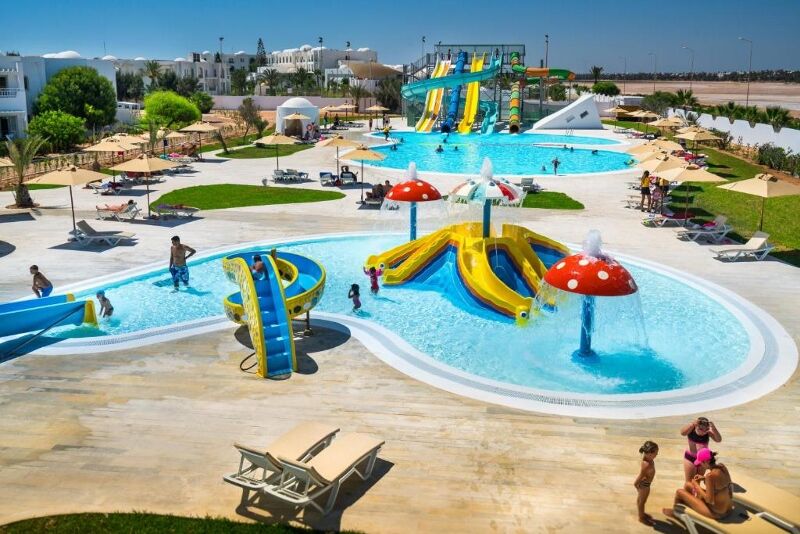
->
[3, 0, 799, 73]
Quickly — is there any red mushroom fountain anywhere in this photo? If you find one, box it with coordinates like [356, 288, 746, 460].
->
[543, 230, 638, 356]
[384, 162, 443, 241]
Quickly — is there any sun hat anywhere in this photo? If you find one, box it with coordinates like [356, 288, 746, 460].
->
[694, 448, 713, 466]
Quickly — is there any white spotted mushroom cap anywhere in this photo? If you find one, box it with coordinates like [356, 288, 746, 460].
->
[543, 253, 638, 297]
[384, 179, 442, 202]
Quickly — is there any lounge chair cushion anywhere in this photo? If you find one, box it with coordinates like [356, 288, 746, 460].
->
[298, 433, 384, 485]
[732, 472, 800, 528]
[235, 422, 339, 463]
[680, 504, 785, 533]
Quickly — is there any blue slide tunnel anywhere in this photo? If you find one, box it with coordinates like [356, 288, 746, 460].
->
[440, 51, 468, 133]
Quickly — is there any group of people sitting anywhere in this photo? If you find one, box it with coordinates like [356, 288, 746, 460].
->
[365, 180, 393, 202]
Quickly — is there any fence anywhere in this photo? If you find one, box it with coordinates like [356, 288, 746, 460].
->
[212, 95, 371, 111]
[669, 109, 800, 152]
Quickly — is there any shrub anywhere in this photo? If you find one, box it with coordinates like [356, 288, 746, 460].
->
[547, 84, 567, 101]
[591, 81, 620, 97]
[27, 110, 86, 152]
[142, 91, 200, 128]
[34, 66, 116, 129]
[641, 91, 676, 115]
[189, 91, 214, 114]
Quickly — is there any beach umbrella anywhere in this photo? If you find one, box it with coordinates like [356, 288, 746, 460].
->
[283, 112, 311, 121]
[652, 139, 684, 152]
[25, 166, 109, 236]
[0, 157, 12, 167]
[316, 135, 360, 177]
[343, 145, 386, 202]
[338, 102, 356, 121]
[82, 137, 141, 182]
[675, 129, 721, 160]
[638, 150, 671, 163]
[111, 155, 179, 218]
[626, 143, 658, 155]
[253, 133, 297, 171]
[449, 158, 521, 237]
[606, 105, 629, 130]
[648, 117, 681, 129]
[179, 121, 219, 157]
[676, 125, 706, 134]
[658, 166, 726, 220]
[366, 104, 390, 128]
[637, 155, 687, 174]
[384, 162, 442, 240]
[717, 173, 800, 230]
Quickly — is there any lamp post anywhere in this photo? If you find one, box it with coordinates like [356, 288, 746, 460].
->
[421, 36, 426, 63]
[619, 55, 627, 95]
[648, 52, 657, 93]
[544, 34, 549, 68]
[738, 37, 753, 107]
[681, 45, 695, 92]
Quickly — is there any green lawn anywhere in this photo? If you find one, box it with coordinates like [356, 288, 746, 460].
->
[25, 184, 65, 190]
[522, 191, 584, 210]
[151, 184, 345, 211]
[0, 512, 361, 533]
[198, 132, 270, 153]
[603, 119, 800, 265]
[217, 144, 313, 159]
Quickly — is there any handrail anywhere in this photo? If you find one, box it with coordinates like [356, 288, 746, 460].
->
[2, 305, 85, 358]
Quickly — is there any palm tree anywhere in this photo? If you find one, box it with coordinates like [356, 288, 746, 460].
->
[260, 69, 280, 95]
[590, 65, 604, 84]
[145, 118, 161, 155]
[743, 106, 764, 126]
[716, 101, 739, 124]
[327, 80, 339, 97]
[674, 89, 699, 110]
[348, 84, 370, 112]
[340, 77, 350, 97]
[141, 60, 162, 89]
[293, 67, 313, 91]
[764, 106, 791, 132]
[313, 68, 324, 93]
[5, 136, 46, 208]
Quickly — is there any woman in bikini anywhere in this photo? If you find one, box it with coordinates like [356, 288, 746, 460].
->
[664, 448, 734, 520]
[681, 416, 722, 481]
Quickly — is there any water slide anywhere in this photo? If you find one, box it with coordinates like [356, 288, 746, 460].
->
[414, 59, 451, 132]
[457, 54, 486, 134]
[479, 101, 498, 134]
[402, 56, 501, 102]
[0, 294, 97, 339]
[366, 223, 568, 322]
[508, 51, 576, 133]
[222, 251, 326, 378]
[441, 51, 468, 133]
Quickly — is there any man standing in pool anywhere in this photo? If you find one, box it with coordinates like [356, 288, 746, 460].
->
[551, 157, 560, 175]
[169, 236, 196, 291]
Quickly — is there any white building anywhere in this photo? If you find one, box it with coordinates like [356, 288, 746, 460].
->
[0, 51, 116, 139]
[324, 61, 402, 92]
[258, 45, 378, 75]
[114, 50, 257, 96]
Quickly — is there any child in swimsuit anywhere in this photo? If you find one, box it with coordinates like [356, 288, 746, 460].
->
[96, 290, 114, 318]
[634, 441, 659, 526]
[348, 284, 361, 312]
[364, 266, 382, 295]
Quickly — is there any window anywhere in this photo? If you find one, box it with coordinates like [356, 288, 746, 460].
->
[24, 76, 29, 90]
[579, 110, 589, 119]
[566, 116, 575, 123]
[192, 53, 200, 62]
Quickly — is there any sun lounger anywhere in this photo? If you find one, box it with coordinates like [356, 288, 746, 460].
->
[88, 181, 126, 195]
[266, 433, 384, 515]
[730, 472, 800, 533]
[272, 169, 286, 182]
[75, 220, 136, 246]
[223, 422, 340, 491]
[675, 215, 731, 243]
[155, 204, 199, 219]
[284, 169, 309, 181]
[339, 171, 358, 185]
[96, 202, 141, 222]
[671, 504, 788, 534]
[520, 177, 542, 193]
[643, 211, 693, 227]
[319, 172, 337, 186]
[710, 232, 774, 262]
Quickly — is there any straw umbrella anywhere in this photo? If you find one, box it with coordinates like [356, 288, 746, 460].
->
[179, 121, 219, 158]
[338, 102, 356, 121]
[658, 166, 727, 220]
[83, 137, 141, 182]
[675, 129, 721, 159]
[648, 117, 681, 129]
[366, 104, 389, 129]
[342, 145, 386, 202]
[316, 135, 360, 177]
[718, 173, 800, 230]
[638, 150, 671, 163]
[25, 166, 109, 236]
[652, 139, 684, 152]
[677, 125, 706, 134]
[0, 157, 12, 168]
[110, 155, 179, 218]
[606, 105, 629, 131]
[253, 133, 297, 171]
[637, 155, 687, 174]
[626, 143, 658, 155]
[630, 110, 660, 134]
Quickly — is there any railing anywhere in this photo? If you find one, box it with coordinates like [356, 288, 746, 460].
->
[0, 88, 20, 98]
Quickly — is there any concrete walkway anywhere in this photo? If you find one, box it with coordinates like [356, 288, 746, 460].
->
[0, 123, 798, 532]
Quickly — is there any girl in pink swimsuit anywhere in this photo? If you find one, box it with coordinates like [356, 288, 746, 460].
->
[364, 266, 382, 294]
[348, 284, 361, 312]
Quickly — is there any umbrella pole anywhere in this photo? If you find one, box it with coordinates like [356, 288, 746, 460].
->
[360, 160, 365, 203]
[336, 147, 340, 178]
[482, 200, 491, 238]
[683, 183, 690, 221]
[275, 144, 280, 170]
[146, 179, 151, 219]
[410, 201, 417, 241]
[759, 197, 766, 231]
[69, 186, 76, 238]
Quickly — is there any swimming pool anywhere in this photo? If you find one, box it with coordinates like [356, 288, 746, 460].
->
[358, 132, 632, 176]
[33, 234, 757, 398]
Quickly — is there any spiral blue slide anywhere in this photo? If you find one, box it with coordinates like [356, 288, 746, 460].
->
[440, 51, 468, 133]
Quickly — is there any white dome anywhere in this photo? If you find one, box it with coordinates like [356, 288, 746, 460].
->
[283, 48, 299, 53]
[235, 50, 246, 55]
[279, 97, 315, 108]
[202, 50, 211, 55]
[134, 56, 147, 61]
[345, 48, 353, 52]
[271, 51, 281, 55]
[299, 44, 312, 51]
[275, 97, 319, 135]
[43, 50, 82, 59]
[357, 47, 370, 52]
[174, 57, 186, 62]
[101, 54, 117, 61]
[311, 46, 326, 51]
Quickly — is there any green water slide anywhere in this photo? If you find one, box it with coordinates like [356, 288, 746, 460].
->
[401, 57, 501, 101]
[507, 52, 575, 133]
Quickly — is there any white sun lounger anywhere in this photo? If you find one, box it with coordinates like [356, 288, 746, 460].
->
[154, 204, 199, 219]
[319, 172, 337, 186]
[519, 177, 542, 193]
[96, 202, 141, 222]
[730, 472, 800, 533]
[266, 433, 384, 515]
[676, 215, 731, 242]
[223, 422, 340, 491]
[711, 232, 774, 262]
[672, 504, 788, 534]
[75, 220, 136, 246]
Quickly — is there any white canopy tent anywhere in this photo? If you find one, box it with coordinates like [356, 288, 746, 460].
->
[275, 97, 319, 136]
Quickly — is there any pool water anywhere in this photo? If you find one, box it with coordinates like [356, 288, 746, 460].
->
[55, 234, 749, 395]
[360, 132, 632, 176]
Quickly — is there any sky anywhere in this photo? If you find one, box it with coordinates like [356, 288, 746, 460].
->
[3, 0, 799, 73]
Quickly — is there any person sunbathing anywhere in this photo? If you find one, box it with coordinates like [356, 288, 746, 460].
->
[663, 449, 733, 521]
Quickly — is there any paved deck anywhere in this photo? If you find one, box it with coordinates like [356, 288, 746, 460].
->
[0, 123, 798, 532]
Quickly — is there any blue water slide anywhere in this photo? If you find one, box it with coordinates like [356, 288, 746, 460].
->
[441, 51, 468, 133]
[253, 256, 295, 377]
[480, 101, 499, 135]
[0, 295, 96, 338]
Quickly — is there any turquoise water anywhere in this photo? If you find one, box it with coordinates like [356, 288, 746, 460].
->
[50, 234, 749, 395]
[360, 132, 632, 175]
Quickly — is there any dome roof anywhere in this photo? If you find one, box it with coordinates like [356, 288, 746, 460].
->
[311, 46, 326, 51]
[134, 56, 147, 61]
[101, 55, 117, 61]
[299, 44, 312, 51]
[43, 50, 81, 59]
[202, 50, 211, 55]
[357, 47, 370, 52]
[174, 57, 186, 62]
[279, 97, 316, 109]
[234, 50, 246, 55]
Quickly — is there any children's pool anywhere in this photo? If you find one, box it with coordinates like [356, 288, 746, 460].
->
[357, 132, 632, 175]
[40, 234, 752, 396]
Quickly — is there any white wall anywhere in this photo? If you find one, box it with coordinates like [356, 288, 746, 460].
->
[531, 94, 603, 130]
[670, 109, 800, 152]
[212, 95, 371, 111]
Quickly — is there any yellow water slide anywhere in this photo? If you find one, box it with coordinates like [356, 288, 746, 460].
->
[457, 54, 486, 134]
[372, 229, 452, 284]
[415, 59, 451, 132]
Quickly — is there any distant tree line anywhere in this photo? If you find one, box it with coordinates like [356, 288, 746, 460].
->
[576, 69, 800, 83]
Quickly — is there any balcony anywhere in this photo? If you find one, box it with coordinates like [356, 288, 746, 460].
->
[0, 88, 20, 98]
